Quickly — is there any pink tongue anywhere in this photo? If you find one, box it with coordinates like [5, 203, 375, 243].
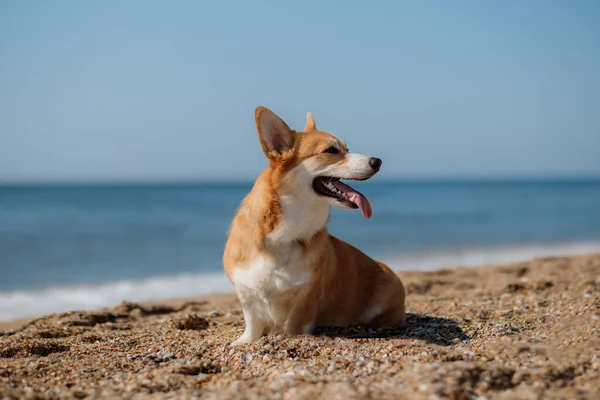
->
[332, 181, 373, 218]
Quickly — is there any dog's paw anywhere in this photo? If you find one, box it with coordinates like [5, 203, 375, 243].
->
[232, 333, 255, 346]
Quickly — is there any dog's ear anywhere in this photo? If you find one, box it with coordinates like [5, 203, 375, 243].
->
[304, 112, 317, 132]
[255, 107, 296, 160]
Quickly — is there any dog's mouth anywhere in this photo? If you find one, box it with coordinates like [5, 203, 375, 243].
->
[312, 177, 373, 218]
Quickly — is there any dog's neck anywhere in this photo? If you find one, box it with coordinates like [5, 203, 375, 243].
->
[266, 190, 330, 246]
[246, 168, 331, 247]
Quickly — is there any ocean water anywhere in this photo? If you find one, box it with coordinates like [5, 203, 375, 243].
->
[1, 180, 600, 320]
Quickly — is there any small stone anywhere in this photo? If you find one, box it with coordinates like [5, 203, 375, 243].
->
[327, 362, 336, 373]
[269, 379, 285, 391]
[156, 351, 174, 362]
[532, 381, 546, 389]
[241, 353, 253, 364]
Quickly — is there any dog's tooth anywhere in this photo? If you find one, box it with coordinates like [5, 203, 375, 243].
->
[349, 195, 356, 203]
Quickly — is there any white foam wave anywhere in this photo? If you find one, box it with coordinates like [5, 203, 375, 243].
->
[1, 240, 599, 322]
[384, 240, 600, 271]
[0, 271, 233, 322]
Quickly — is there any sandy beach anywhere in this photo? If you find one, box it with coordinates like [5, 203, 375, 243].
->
[1, 253, 599, 399]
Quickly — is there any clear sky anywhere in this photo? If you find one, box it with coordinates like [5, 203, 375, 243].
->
[1, 0, 599, 182]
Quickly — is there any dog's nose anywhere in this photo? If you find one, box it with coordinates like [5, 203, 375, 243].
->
[369, 157, 382, 171]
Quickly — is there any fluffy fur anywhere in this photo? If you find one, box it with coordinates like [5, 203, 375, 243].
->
[223, 107, 406, 344]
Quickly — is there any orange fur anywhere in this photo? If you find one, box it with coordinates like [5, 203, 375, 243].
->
[223, 107, 406, 343]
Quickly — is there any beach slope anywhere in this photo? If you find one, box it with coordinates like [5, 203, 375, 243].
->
[1, 254, 599, 399]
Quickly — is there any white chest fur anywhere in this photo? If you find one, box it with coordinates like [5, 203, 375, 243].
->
[267, 190, 330, 243]
[230, 243, 315, 343]
[232, 251, 311, 299]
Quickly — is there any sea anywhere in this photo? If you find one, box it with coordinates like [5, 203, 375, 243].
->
[1, 179, 600, 321]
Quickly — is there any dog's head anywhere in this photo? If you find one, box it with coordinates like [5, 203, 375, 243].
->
[255, 107, 382, 218]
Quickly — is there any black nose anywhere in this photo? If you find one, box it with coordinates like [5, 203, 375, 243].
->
[369, 157, 382, 171]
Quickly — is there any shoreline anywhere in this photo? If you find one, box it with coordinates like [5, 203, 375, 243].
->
[1, 249, 598, 329]
[1, 253, 599, 398]
[3, 239, 600, 324]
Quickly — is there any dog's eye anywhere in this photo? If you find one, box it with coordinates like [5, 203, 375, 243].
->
[324, 146, 339, 154]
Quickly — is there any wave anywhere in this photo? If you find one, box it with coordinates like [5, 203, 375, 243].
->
[0, 272, 233, 322]
[383, 239, 600, 271]
[1, 240, 599, 322]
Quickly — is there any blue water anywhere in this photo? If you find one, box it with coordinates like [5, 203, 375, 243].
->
[1, 180, 599, 319]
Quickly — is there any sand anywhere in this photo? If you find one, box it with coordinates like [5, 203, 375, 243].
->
[1, 253, 599, 399]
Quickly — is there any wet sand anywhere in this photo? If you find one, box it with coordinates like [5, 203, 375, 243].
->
[1, 254, 599, 399]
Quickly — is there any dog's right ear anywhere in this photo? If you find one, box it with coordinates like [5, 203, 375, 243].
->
[255, 107, 296, 160]
[304, 112, 317, 132]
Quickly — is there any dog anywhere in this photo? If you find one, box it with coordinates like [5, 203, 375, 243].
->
[223, 107, 406, 344]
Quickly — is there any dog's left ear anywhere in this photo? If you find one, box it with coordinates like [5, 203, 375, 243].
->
[304, 112, 317, 132]
[255, 107, 296, 160]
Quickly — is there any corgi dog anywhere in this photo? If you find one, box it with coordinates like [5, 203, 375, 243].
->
[223, 107, 406, 344]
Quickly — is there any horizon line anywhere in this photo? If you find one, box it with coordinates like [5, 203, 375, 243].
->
[2, 174, 600, 187]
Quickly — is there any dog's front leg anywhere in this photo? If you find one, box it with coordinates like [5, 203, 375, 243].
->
[233, 304, 267, 345]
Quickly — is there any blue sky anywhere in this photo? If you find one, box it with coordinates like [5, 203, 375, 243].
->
[1, 0, 599, 182]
